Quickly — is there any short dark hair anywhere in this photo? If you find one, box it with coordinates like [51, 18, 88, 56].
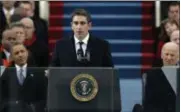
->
[10, 43, 27, 53]
[20, 1, 32, 5]
[168, 2, 180, 11]
[9, 22, 25, 29]
[71, 9, 91, 22]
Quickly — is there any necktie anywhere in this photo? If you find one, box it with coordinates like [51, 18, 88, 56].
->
[19, 68, 24, 85]
[77, 42, 84, 57]
[6, 11, 11, 26]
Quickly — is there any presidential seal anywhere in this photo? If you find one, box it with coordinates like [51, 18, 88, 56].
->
[70, 74, 98, 102]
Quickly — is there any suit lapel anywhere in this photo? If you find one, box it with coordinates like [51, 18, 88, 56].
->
[1, 8, 6, 19]
[22, 68, 30, 86]
[0, 8, 8, 26]
[2, 51, 6, 59]
[159, 68, 176, 96]
[87, 35, 96, 63]
[69, 35, 97, 66]
[10, 67, 20, 87]
[69, 37, 78, 65]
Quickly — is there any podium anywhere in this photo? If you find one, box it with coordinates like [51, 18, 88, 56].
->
[47, 68, 121, 112]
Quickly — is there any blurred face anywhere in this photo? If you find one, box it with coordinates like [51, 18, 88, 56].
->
[2, 1, 15, 10]
[170, 30, 180, 46]
[168, 5, 180, 22]
[161, 45, 179, 66]
[20, 18, 34, 39]
[20, 3, 34, 17]
[11, 44, 28, 66]
[12, 27, 26, 43]
[2, 30, 17, 51]
[14, 7, 27, 17]
[71, 15, 91, 40]
[165, 22, 178, 36]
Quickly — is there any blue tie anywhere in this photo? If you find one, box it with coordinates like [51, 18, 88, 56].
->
[19, 68, 24, 85]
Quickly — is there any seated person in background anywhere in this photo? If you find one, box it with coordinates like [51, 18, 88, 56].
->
[0, 43, 47, 112]
[0, 1, 16, 41]
[9, 22, 37, 66]
[156, 20, 179, 58]
[144, 42, 179, 112]
[19, 1, 48, 45]
[0, 29, 17, 76]
[163, 2, 180, 25]
[1, 29, 17, 67]
[170, 30, 180, 65]
[20, 17, 49, 67]
[153, 20, 179, 67]
[170, 30, 179, 46]
[154, 2, 180, 55]
[10, 22, 26, 44]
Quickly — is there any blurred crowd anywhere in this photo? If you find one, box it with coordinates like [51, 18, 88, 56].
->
[0, 2, 49, 111]
[153, 1, 180, 67]
[0, 1, 49, 68]
[0, 1, 180, 69]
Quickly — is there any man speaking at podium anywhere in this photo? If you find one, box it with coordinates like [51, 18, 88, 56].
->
[51, 8, 113, 67]
[48, 9, 121, 112]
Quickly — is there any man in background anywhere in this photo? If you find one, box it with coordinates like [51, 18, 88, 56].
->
[1, 29, 17, 67]
[10, 22, 37, 66]
[167, 2, 180, 25]
[0, 1, 15, 41]
[144, 42, 179, 112]
[19, 1, 48, 45]
[0, 43, 47, 112]
[20, 17, 49, 67]
[170, 30, 179, 46]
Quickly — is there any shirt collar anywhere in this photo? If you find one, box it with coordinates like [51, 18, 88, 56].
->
[74, 33, 89, 45]
[15, 64, 27, 72]
[3, 7, 15, 15]
[161, 66, 178, 94]
[3, 49, 10, 60]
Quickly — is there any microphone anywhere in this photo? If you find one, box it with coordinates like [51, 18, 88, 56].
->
[77, 49, 90, 62]
[85, 49, 90, 61]
[77, 49, 83, 61]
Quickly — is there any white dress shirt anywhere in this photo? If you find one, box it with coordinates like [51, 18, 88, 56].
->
[74, 33, 89, 55]
[15, 64, 27, 80]
[3, 7, 15, 16]
[0, 66, 5, 76]
[162, 66, 178, 94]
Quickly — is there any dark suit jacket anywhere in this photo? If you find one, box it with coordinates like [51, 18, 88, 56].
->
[0, 7, 8, 41]
[51, 35, 113, 67]
[0, 65, 48, 112]
[143, 68, 176, 112]
[26, 40, 49, 67]
[31, 16, 48, 45]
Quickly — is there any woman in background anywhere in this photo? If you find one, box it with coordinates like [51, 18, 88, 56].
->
[153, 19, 179, 67]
